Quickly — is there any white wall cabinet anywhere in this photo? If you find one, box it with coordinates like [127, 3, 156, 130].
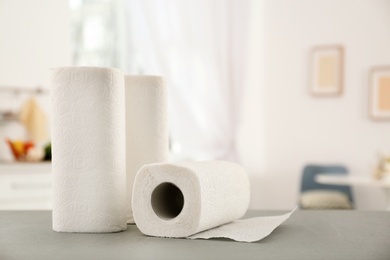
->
[0, 163, 52, 210]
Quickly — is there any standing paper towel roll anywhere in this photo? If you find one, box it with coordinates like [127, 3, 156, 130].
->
[132, 161, 250, 237]
[51, 67, 127, 233]
[125, 75, 169, 223]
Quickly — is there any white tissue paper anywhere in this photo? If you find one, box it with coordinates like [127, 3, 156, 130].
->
[51, 67, 127, 233]
[125, 75, 169, 223]
[132, 161, 295, 242]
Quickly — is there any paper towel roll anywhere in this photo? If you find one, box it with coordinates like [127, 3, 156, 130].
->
[132, 161, 250, 237]
[51, 67, 127, 233]
[125, 75, 169, 223]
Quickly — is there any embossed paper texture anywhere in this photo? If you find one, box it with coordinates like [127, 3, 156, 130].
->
[51, 67, 127, 233]
[125, 75, 169, 223]
[132, 161, 294, 242]
[188, 209, 295, 242]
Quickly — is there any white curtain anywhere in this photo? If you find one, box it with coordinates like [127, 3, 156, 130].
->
[125, 0, 252, 161]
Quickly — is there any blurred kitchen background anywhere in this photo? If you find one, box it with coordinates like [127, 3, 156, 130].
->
[1, 0, 390, 211]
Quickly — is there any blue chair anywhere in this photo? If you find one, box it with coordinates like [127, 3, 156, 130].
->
[300, 165, 354, 209]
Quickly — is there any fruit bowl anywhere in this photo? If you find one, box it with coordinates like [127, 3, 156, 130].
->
[5, 139, 35, 161]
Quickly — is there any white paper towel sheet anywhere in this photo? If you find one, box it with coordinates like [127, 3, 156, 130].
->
[125, 75, 169, 223]
[132, 161, 295, 242]
[188, 209, 295, 242]
[51, 67, 127, 233]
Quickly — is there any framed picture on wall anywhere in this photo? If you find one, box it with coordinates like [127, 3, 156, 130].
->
[310, 45, 343, 96]
[370, 67, 390, 120]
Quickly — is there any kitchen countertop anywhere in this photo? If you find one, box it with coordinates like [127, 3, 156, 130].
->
[1, 210, 389, 260]
[0, 162, 51, 174]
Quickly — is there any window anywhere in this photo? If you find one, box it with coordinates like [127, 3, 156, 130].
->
[69, 0, 125, 68]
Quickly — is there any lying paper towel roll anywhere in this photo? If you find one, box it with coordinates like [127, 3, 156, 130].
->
[51, 67, 127, 233]
[132, 161, 251, 237]
[125, 75, 169, 223]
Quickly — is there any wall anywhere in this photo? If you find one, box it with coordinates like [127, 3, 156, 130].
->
[249, 0, 390, 210]
[0, 0, 71, 86]
[0, 0, 71, 160]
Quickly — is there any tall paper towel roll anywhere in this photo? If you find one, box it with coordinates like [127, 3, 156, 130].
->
[51, 67, 127, 233]
[125, 75, 169, 223]
[132, 161, 250, 237]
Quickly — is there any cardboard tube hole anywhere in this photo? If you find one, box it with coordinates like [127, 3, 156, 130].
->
[151, 183, 184, 220]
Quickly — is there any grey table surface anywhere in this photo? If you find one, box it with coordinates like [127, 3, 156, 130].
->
[0, 210, 389, 260]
